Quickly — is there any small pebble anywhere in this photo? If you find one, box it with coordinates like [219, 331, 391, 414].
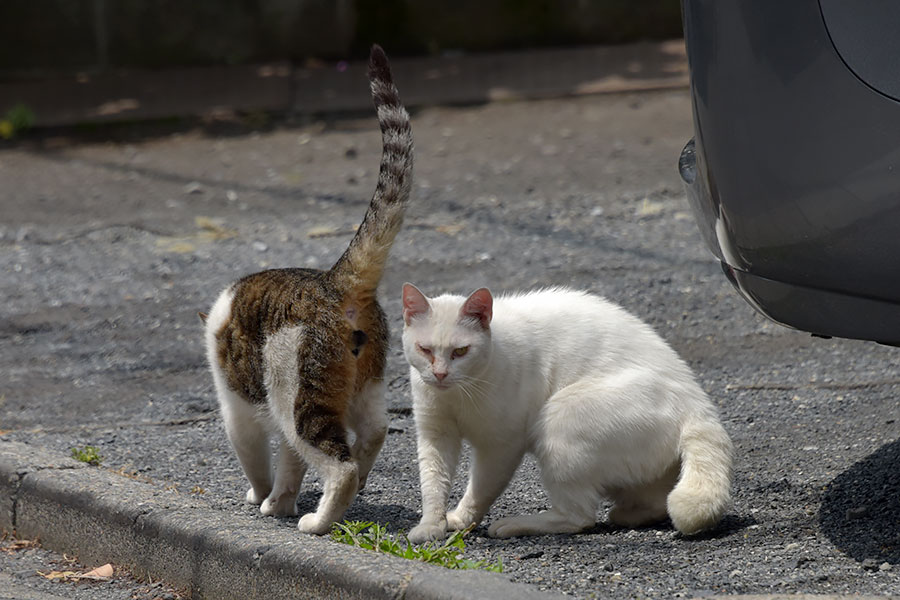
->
[846, 506, 869, 520]
[862, 558, 881, 571]
[184, 181, 203, 194]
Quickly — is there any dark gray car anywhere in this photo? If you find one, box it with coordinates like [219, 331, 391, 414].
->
[678, 0, 900, 345]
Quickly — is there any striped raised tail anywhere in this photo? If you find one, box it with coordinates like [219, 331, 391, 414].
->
[329, 45, 413, 301]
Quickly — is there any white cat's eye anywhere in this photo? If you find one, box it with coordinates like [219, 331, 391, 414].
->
[451, 346, 469, 358]
[416, 343, 433, 356]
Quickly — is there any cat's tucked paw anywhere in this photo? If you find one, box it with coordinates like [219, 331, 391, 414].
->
[297, 512, 331, 535]
[260, 494, 298, 517]
[488, 516, 526, 538]
[608, 503, 666, 529]
[446, 508, 478, 531]
[408, 521, 448, 544]
[245, 487, 268, 505]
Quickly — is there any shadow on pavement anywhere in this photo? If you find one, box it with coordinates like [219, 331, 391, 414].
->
[819, 438, 900, 564]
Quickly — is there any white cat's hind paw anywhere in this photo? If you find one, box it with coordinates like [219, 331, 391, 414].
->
[297, 512, 331, 535]
[260, 494, 298, 517]
[408, 521, 448, 544]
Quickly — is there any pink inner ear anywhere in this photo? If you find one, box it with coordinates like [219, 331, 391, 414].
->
[402, 283, 430, 324]
[461, 288, 493, 328]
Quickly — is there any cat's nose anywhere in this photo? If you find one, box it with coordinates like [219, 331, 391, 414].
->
[434, 371, 447, 382]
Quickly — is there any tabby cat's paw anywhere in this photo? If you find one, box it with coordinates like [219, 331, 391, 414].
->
[260, 494, 298, 517]
[245, 487, 268, 505]
[408, 521, 447, 544]
[297, 512, 331, 535]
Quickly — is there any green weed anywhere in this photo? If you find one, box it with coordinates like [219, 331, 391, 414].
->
[330, 520, 502, 572]
[70, 446, 102, 466]
[0, 104, 35, 139]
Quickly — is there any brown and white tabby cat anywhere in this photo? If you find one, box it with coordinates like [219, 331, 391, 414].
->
[203, 45, 412, 534]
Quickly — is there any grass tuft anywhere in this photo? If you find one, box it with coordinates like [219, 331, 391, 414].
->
[330, 520, 502, 572]
[1, 104, 35, 139]
[70, 446, 102, 466]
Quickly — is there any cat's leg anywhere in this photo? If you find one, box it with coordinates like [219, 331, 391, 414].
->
[488, 482, 598, 538]
[294, 445, 359, 535]
[408, 427, 462, 544]
[272, 413, 356, 534]
[207, 286, 272, 503]
[218, 386, 273, 505]
[447, 444, 523, 532]
[489, 382, 608, 538]
[260, 437, 307, 517]
[280, 403, 358, 535]
[607, 462, 678, 529]
[261, 325, 359, 534]
[347, 380, 388, 491]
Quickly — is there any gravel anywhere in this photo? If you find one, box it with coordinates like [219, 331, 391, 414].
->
[0, 536, 184, 600]
[1, 90, 898, 598]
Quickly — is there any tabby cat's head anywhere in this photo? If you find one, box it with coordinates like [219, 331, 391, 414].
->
[401, 283, 492, 391]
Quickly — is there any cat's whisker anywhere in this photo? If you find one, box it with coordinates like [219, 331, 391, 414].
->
[458, 381, 488, 420]
[459, 376, 491, 398]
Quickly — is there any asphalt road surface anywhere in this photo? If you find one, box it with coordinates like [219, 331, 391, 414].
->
[1, 89, 898, 598]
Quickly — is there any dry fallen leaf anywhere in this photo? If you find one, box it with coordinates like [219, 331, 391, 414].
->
[637, 198, 666, 217]
[307, 225, 358, 238]
[38, 563, 114, 581]
[2, 538, 40, 554]
[434, 224, 464, 236]
[38, 570, 79, 581]
[156, 239, 196, 253]
[194, 216, 238, 240]
[82, 563, 114, 579]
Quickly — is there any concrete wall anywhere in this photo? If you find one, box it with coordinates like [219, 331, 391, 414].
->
[0, 0, 681, 75]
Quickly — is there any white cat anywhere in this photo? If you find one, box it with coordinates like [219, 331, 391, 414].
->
[401, 284, 733, 542]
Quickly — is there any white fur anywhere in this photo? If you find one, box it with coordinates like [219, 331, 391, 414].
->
[402, 287, 733, 542]
[204, 288, 387, 535]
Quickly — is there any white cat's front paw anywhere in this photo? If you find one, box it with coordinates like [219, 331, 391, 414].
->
[446, 508, 478, 531]
[408, 521, 448, 544]
[297, 512, 331, 535]
[245, 487, 267, 505]
[260, 494, 298, 517]
[488, 516, 522, 538]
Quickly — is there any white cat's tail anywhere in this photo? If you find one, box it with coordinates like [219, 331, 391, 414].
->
[666, 414, 733, 535]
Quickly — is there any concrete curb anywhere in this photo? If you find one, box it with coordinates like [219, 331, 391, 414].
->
[0, 440, 564, 600]
[2, 440, 890, 600]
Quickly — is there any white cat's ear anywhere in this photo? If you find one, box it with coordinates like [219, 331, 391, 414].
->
[402, 283, 431, 325]
[461, 288, 493, 329]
